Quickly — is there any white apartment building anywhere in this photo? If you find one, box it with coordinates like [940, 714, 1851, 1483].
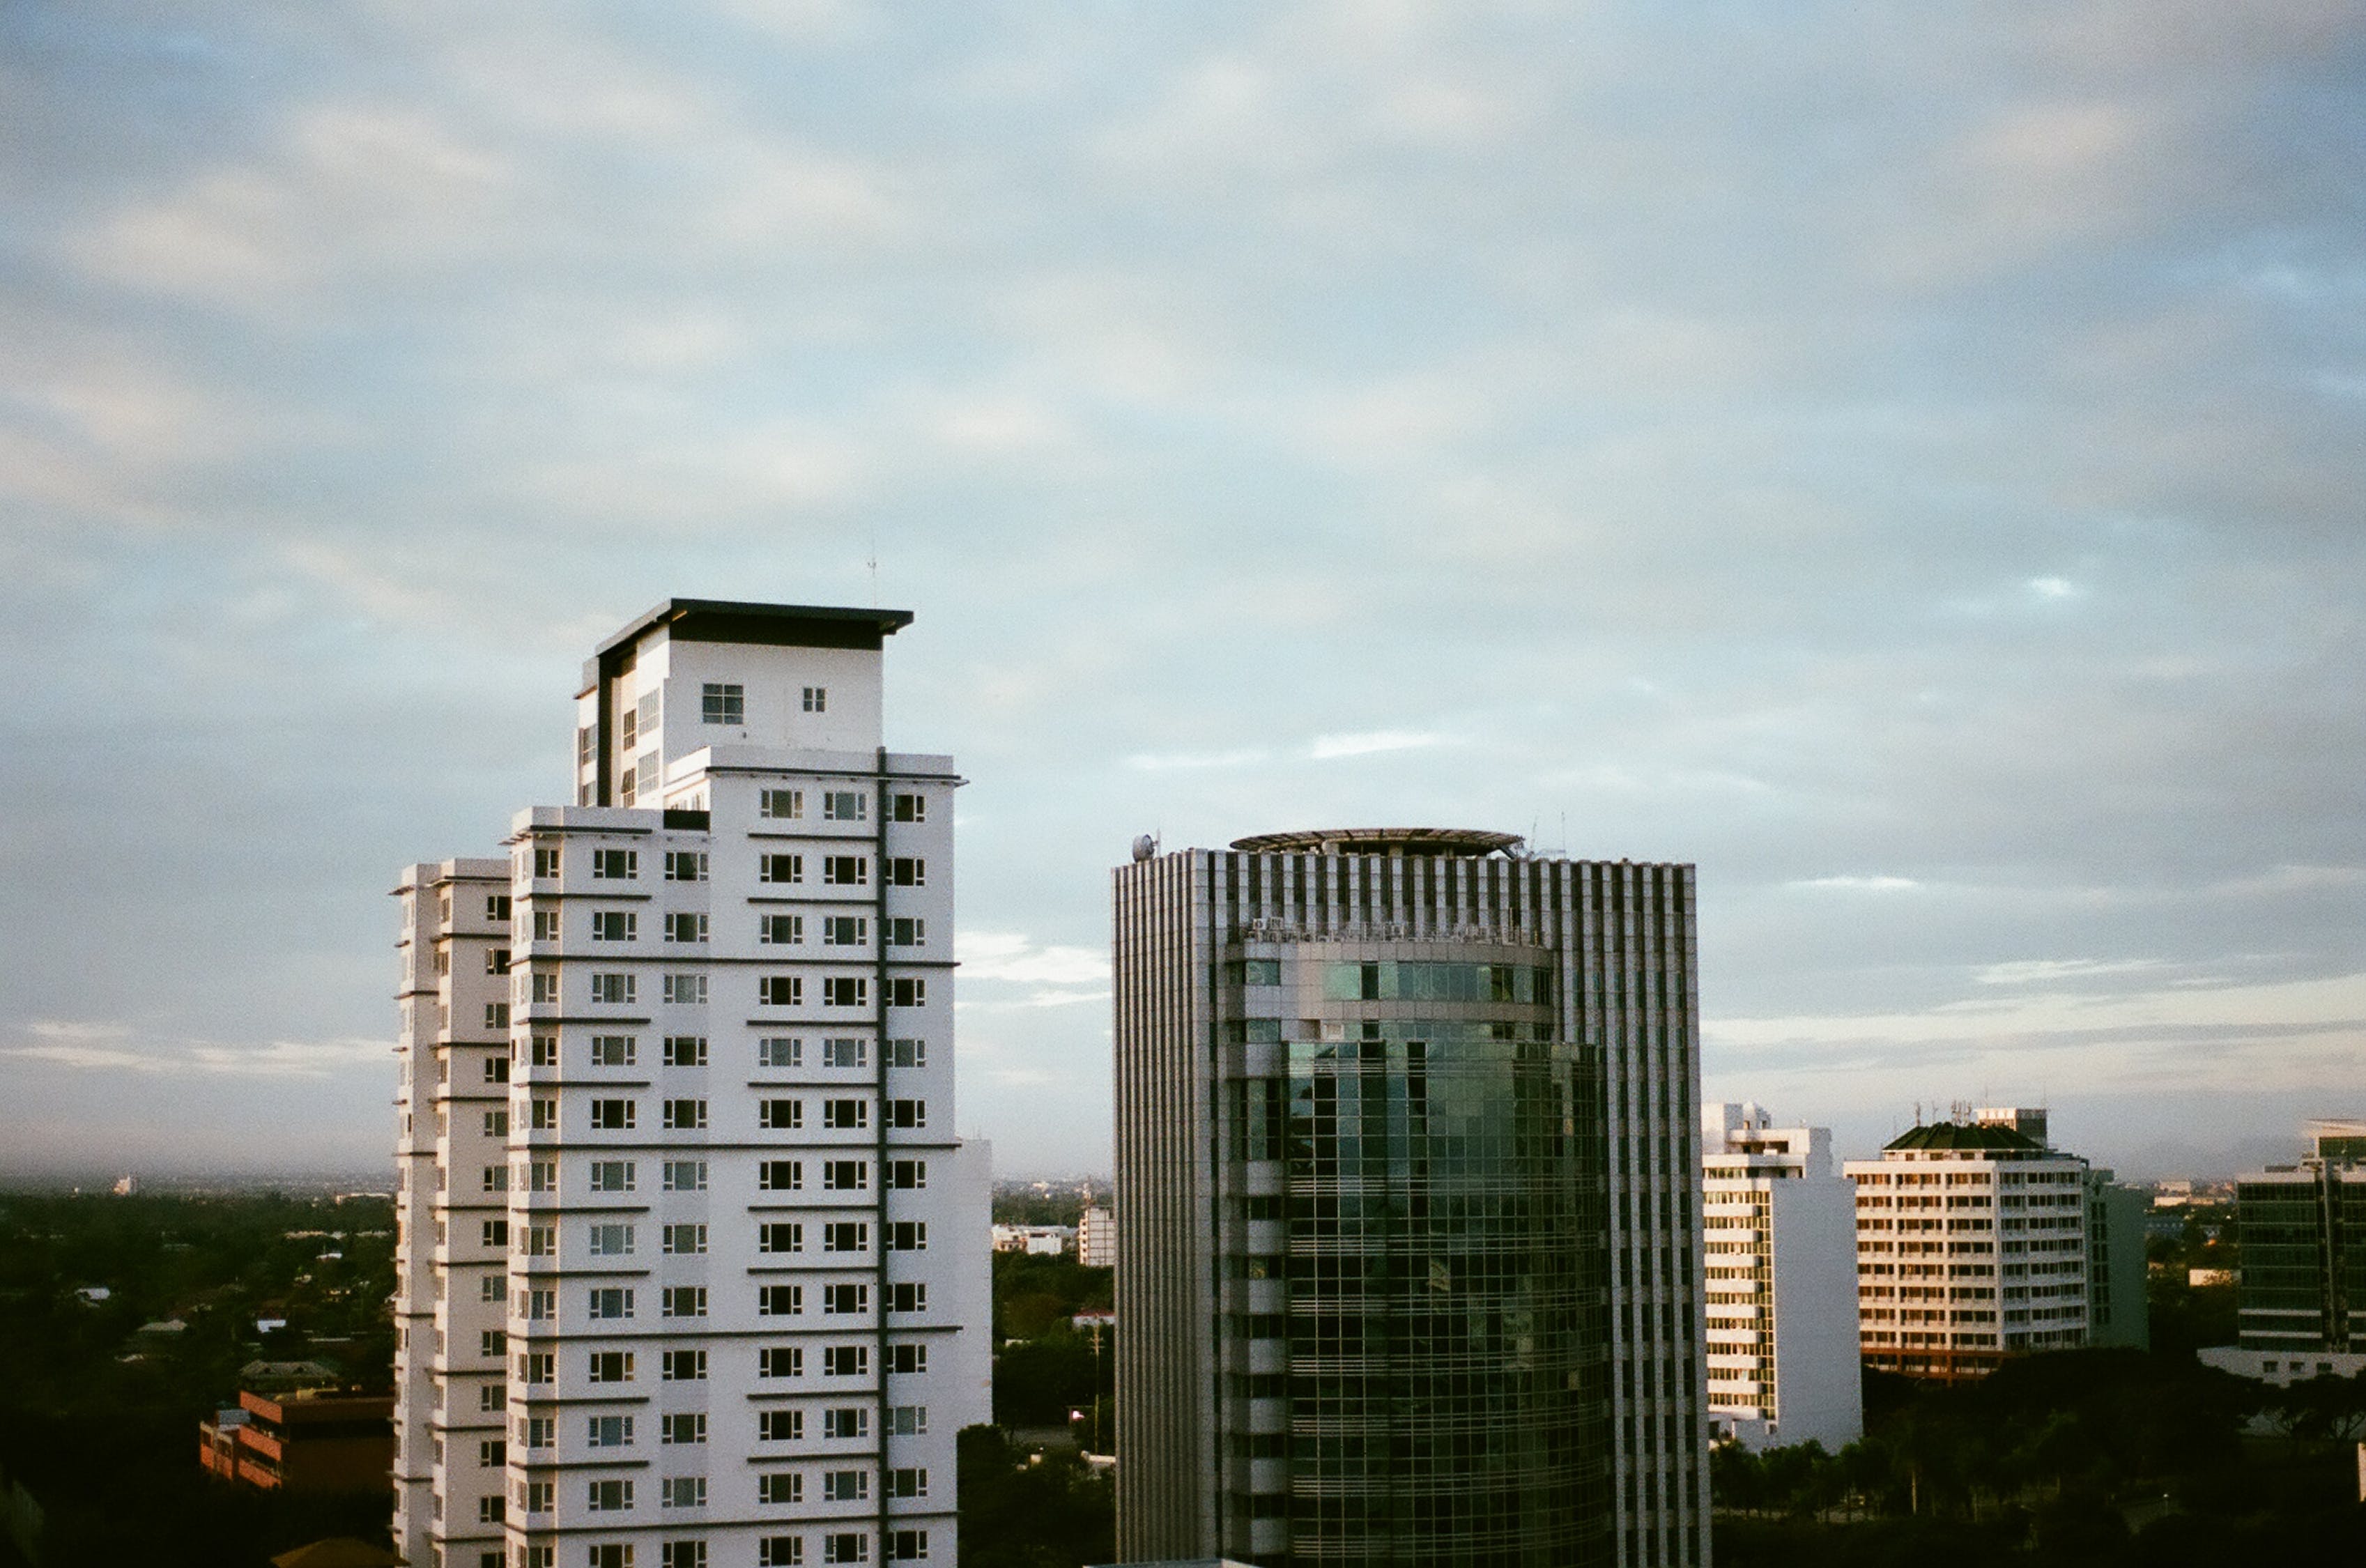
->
[1700, 1104, 1862, 1452]
[394, 599, 990, 1568]
[1848, 1108, 2089, 1381]
[1076, 1207, 1116, 1270]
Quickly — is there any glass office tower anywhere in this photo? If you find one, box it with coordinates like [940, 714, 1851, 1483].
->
[1113, 830, 1707, 1568]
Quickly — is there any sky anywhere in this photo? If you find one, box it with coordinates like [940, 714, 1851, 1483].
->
[2, 0, 2363, 1184]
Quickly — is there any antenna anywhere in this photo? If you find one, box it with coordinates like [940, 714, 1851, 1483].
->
[866, 528, 880, 606]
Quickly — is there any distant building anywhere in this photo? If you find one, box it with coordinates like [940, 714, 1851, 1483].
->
[1848, 1108, 2096, 1381]
[1077, 1206, 1117, 1269]
[2085, 1171, 2149, 1350]
[1700, 1103, 1862, 1452]
[2199, 1119, 2366, 1386]
[112, 1175, 137, 1197]
[992, 1224, 1074, 1255]
[199, 1388, 394, 1492]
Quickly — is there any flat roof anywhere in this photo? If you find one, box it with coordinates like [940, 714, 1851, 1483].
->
[595, 599, 914, 658]
[1885, 1121, 2043, 1153]
[1229, 827, 1524, 857]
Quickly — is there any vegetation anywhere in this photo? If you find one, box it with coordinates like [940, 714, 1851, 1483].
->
[988, 1250, 1114, 1433]
[956, 1425, 1116, 1568]
[1712, 1351, 2366, 1565]
[0, 1189, 397, 1567]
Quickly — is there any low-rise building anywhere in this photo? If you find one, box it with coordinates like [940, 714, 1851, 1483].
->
[199, 1388, 394, 1493]
[992, 1224, 1075, 1255]
[1700, 1103, 1862, 1452]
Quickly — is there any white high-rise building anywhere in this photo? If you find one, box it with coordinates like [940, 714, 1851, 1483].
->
[1699, 1103, 1861, 1452]
[393, 599, 990, 1568]
[1846, 1107, 2089, 1381]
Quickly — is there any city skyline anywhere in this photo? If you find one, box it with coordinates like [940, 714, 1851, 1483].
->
[6, 4, 2366, 1183]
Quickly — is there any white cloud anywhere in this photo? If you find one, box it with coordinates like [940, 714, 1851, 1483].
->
[1308, 730, 1448, 760]
[2029, 576, 2082, 599]
[1793, 875, 1921, 892]
[960, 933, 1109, 987]
[1975, 957, 2162, 987]
[1126, 748, 1268, 771]
[6, 1024, 389, 1079]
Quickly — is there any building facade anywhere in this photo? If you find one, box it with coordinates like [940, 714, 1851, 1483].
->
[2199, 1119, 2366, 1384]
[1078, 1206, 1117, 1270]
[1112, 830, 1707, 1568]
[1699, 1104, 1861, 1453]
[2082, 1173, 2149, 1351]
[1847, 1109, 2089, 1381]
[393, 599, 990, 1568]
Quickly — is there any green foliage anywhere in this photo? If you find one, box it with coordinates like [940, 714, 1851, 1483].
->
[991, 1251, 1112, 1340]
[957, 1425, 1115, 1568]
[0, 1190, 397, 1565]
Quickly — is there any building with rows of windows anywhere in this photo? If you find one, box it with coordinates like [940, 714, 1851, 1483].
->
[392, 599, 990, 1568]
[2200, 1119, 2366, 1386]
[1112, 829, 1709, 1568]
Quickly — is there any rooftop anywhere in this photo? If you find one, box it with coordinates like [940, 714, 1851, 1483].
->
[1229, 827, 1525, 857]
[1884, 1121, 2045, 1154]
[594, 598, 915, 658]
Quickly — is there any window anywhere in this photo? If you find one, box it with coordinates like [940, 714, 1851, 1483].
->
[886, 918, 924, 948]
[661, 1477, 707, 1510]
[758, 1345, 804, 1378]
[592, 910, 636, 941]
[824, 1160, 870, 1192]
[620, 702, 637, 749]
[702, 683, 744, 725]
[760, 853, 804, 884]
[662, 1286, 707, 1319]
[663, 1224, 707, 1255]
[823, 790, 866, 822]
[663, 1542, 707, 1568]
[889, 1283, 925, 1314]
[484, 1055, 509, 1084]
[592, 850, 638, 880]
[526, 1159, 558, 1192]
[519, 1286, 553, 1319]
[591, 1160, 635, 1192]
[533, 909, 560, 941]
[590, 973, 635, 1004]
[758, 1408, 807, 1447]
[822, 1345, 868, 1377]
[661, 1413, 707, 1445]
[588, 1287, 634, 1321]
[823, 976, 866, 1008]
[665, 851, 707, 882]
[663, 1034, 707, 1066]
[664, 912, 708, 944]
[587, 1478, 633, 1512]
[803, 686, 827, 712]
[886, 977, 925, 1008]
[517, 1351, 554, 1385]
[576, 727, 597, 767]
[889, 1160, 927, 1190]
[823, 1037, 867, 1068]
[662, 1158, 707, 1191]
[823, 1222, 868, 1253]
[662, 1098, 707, 1130]
[592, 1034, 637, 1066]
[479, 1328, 505, 1355]
[587, 1547, 628, 1568]
[758, 1473, 804, 1506]
[478, 1496, 505, 1525]
[535, 845, 562, 879]
[530, 1098, 558, 1130]
[823, 916, 867, 947]
[823, 1099, 868, 1130]
[889, 1530, 928, 1562]
[589, 1223, 636, 1257]
[532, 972, 560, 1004]
[759, 1036, 802, 1067]
[823, 856, 867, 886]
[663, 973, 707, 1005]
[759, 1222, 804, 1254]
[759, 1537, 805, 1567]
[886, 858, 925, 886]
[891, 793, 925, 822]
[760, 1284, 804, 1316]
[888, 1344, 927, 1375]
[520, 1226, 555, 1258]
[760, 1098, 803, 1130]
[482, 1218, 509, 1248]
[823, 1407, 868, 1439]
[759, 789, 804, 820]
[888, 1222, 926, 1251]
[822, 1283, 867, 1315]
[482, 1385, 507, 1413]
[486, 946, 512, 974]
[822, 1471, 868, 1502]
[760, 914, 804, 945]
[531, 1033, 558, 1066]
[661, 1348, 707, 1381]
[824, 1535, 867, 1565]
[587, 1351, 635, 1384]
[760, 976, 804, 1006]
[519, 1415, 554, 1450]
[758, 1160, 803, 1192]
[590, 1099, 636, 1130]
[888, 1099, 925, 1129]
[887, 1468, 927, 1500]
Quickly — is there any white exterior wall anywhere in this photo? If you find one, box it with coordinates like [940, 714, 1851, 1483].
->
[399, 604, 988, 1568]
[1700, 1105, 1862, 1453]
[1078, 1208, 1116, 1270]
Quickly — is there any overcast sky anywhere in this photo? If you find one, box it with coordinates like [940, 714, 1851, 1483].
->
[3, 1, 2362, 1183]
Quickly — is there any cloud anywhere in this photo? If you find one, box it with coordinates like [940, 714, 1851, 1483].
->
[6, 1022, 389, 1079]
[1126, 748, 1268, 771]
[1793, 875, 1922, 892]
[960, 934, 1109, 987]
[1308, 730, 1449, 760]
[1975, 958, 2163, 988]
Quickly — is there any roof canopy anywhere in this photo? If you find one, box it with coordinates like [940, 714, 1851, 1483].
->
[1229, 827, 1524, 857]
[1884, 1121, 2043, 1153]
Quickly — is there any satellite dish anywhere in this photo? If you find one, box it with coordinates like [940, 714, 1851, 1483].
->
[1131, 833, 1159, 863]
